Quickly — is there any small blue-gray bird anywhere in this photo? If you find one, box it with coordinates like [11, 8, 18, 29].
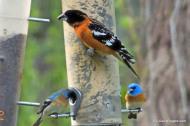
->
[33, 88, 76, 126]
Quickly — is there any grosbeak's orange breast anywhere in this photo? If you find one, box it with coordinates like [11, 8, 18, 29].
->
[74, 19, 115, 55]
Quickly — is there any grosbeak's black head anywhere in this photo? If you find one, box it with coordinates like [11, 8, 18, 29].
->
[58, 10, 88, 26]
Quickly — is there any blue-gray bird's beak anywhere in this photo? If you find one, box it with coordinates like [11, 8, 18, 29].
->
[57, 13, 67, 21]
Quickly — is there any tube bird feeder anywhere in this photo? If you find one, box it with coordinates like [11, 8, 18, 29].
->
[61, 0, 122, 125]
[0, 1, 31, 126]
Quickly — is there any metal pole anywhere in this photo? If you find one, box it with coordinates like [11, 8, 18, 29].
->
[28, 17, 50, 23]
[121, 109, 142, 113]
[61, 0, 122, 125]
[0, 0, 31, 126]
[48, 109, 142, 119]
[17, 101, 40, 107]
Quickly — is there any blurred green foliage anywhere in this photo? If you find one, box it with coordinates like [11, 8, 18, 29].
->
[18, 0, 140, 126]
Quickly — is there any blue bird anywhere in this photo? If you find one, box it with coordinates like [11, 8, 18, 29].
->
[33, 88, 76, 126]
[125, 83, 146, 119]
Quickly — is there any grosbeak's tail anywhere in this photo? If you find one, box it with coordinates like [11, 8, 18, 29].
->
[117, 50, 140, 79]
[118, 49, 136, 64]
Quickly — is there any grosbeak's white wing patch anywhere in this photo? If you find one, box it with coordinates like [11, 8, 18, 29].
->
[89, 22, 122, 50]
[104, 36, 117, 46]
[92, 29, 116, 47]
[93, 30, 107, 36]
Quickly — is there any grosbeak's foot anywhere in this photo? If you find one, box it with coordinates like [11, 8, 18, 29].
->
[86, 48, 95, 56]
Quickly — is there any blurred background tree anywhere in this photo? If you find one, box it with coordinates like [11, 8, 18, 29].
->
[17, 0, 190, 126]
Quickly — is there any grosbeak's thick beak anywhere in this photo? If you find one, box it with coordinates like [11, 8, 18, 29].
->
[57, 13, 67, 21]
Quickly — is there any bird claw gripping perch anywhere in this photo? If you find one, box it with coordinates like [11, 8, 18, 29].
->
[86, 48, 95, 57]
[48, 87, 82, 120]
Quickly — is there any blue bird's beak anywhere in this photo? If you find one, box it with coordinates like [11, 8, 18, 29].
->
[129, 88, 134, 92]
[128, 88, 134, 94]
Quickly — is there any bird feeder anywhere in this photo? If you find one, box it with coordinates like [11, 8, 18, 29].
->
[0, 0, 31, 126]
[61, 0, 122, 125]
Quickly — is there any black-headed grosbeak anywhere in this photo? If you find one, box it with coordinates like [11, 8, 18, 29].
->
[58, 10, 139, 78]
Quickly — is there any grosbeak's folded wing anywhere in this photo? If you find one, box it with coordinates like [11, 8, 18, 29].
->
[89, 19, 135, 61]
[89, 20, 121, 50]
[89, 19, 139, 78]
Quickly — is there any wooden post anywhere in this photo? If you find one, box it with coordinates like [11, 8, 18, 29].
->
[0, 1, 31, 126]
[61, 0, 122, 125]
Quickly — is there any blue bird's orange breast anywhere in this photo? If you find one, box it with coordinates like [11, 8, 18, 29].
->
[125, 93, 146, 102]
[125, 93, 146, 109]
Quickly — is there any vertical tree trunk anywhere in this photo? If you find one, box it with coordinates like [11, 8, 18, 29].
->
[0, 1, 31, 126]
[138, 0, 190, 126]
[61, 0, 122, 125]
[170, 0, 190, 123]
